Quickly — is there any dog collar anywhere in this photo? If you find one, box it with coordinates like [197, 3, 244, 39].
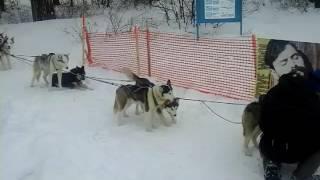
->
[152, 88, 159, 107]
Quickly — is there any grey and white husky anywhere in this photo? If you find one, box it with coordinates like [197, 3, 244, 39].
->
[31, 53, 69, 88]
[121, 68, 179, 123]
[242, 95, 265, 156]
[0, 33, 14, 70]
[113, 80, 175, 131]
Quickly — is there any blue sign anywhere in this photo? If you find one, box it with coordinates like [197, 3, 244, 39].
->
[196, 0, 242, 23]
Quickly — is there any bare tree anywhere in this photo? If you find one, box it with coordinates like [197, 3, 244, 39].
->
[153, 0, 194, 30]
[106, 7, 130, 34]
[31, 0, 56, 21]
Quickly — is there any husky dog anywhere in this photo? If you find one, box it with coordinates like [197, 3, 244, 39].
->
[113, 80, 175, 131]
[242, 95, 265, 156]
[52, 66, 86, 89]
[31, 53, 69, 88]
[0, 33, 14, 70]
[159, 97, 179, 124]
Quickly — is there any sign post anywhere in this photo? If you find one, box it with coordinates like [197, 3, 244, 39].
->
[196, 0, 242, 37]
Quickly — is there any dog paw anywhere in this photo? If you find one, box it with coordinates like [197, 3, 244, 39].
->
[151, 124, 157, 129]
[117, 121, 124, 126]
[172, 118, 177, 124]
[135, 111, 141, 115]
[244, 148, 253, 156]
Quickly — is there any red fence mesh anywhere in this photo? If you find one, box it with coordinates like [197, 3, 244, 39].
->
[87, 28, 257, 101]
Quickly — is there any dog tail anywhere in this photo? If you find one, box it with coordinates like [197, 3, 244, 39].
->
[121, 67, 140, 81]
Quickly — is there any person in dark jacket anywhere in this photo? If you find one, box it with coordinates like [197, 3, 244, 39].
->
[259, 71, 320, 180]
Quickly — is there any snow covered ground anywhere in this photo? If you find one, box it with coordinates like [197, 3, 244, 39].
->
[0, 4, 320, 180]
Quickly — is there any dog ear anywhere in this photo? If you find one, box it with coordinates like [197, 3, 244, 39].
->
[167, 79, 172, 89]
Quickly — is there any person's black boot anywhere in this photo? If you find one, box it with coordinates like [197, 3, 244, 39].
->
[263, 159, 281, 180]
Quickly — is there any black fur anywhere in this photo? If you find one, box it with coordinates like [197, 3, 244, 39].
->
[135, 77, 155, 87]
[132, 73, 173, 98]
[160, 80, 173, 96]
[116, 84, 150, 112]
[129, 71, 155, 87]
[165, 98, 179, 108]
[52, 66, 85, 88]
[259, 72, 320, 163]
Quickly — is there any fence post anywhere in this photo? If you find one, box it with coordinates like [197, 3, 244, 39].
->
[85, 27, 93, 64]
[82, 16, 93, 65]
[252, 34, 258, 97]
[252, 34, 257, 78]
[146, 24, 151, 77]
[134, 26, 141, 75]
[81, 16, 86, 66]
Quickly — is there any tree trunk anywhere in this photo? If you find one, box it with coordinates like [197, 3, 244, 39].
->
[0, 0, 5, 12]
[53, 0, 60, 5]
[31, 0, 38, 21]
[315, 0, 320, 8]
[31, 0, 56, 21]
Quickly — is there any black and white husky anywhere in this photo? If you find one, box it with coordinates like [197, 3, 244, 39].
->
[113, 80, 175, 131]
[0, 33, 14, 70]
[31, 53, 69, 88]
[52, 66, 87, 89]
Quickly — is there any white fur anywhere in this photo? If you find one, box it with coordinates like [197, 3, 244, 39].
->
[143, 86, 174, 131]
